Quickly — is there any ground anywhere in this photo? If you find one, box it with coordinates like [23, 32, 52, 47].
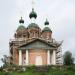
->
[0, 66, 75, 75]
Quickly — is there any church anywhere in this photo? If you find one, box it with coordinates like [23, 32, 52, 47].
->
[9, 8, 62, 66]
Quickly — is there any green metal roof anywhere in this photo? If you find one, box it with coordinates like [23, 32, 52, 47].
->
[28, 23, 39, 28]
[19, 17, 24, 24]
[29, 8, 37, 19]
[42, 27, 52, 32]
[17, 25, 25, 30]
[44, 19, 49, 25]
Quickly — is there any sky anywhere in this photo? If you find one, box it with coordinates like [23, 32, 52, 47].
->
[0, 0, 75, 66]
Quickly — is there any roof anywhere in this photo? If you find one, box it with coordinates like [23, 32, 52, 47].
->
[19, 17, 24, 24]
[29, 8, 37, 19]
[42, 27, 52, 32]
[28, 23, 39, 28]
[18, 38, 60, 50]
[17, 25, 25, 31]
[44, 19, 49, 25]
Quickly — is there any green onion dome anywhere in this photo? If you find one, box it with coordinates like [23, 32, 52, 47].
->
[29, 8, 37, 19]
[28, 23, 39, 29]
[17, 17, 25, 31]
[19, 17, 24, 24]
[17, 25, 25, 31]
[42, 27, 52, 32]
[42, 19, 52, 32]
[44, 18, 49, 25]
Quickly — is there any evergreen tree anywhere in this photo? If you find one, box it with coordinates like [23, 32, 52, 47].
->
[63, 51, 74, 65]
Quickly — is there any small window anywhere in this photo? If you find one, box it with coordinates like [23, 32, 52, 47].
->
[23, 35, 26, 37]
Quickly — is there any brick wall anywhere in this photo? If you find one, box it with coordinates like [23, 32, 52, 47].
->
[29, 49, 47, 65]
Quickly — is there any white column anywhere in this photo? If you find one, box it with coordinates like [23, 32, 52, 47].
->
[47, 50, 50, 65]
[19, 50, 22, 65]
[52, 50, 56, 65]
[26, 50, 29, 65]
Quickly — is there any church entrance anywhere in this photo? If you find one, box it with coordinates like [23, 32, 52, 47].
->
[35, 56, 42, 65]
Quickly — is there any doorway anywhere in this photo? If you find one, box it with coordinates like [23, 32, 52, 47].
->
[35, 55, 42, 65]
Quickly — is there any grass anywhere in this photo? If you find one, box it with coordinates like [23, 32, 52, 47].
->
[0, 70, 75, 75]
[0, 66, 75, 75]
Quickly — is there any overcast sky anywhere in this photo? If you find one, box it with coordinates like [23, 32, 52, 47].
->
[0, 0, 75, 66]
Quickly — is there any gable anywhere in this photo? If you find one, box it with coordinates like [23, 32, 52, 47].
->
[18, 39, 56, 50]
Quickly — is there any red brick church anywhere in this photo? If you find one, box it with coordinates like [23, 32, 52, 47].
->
[9, 8, 62, 66]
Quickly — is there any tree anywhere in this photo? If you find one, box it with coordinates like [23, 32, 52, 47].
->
[63, 51, 74, 65]
[1, 55, 9, 67]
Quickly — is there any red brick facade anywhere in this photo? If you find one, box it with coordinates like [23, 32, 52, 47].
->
[29, 49, 47, 65]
